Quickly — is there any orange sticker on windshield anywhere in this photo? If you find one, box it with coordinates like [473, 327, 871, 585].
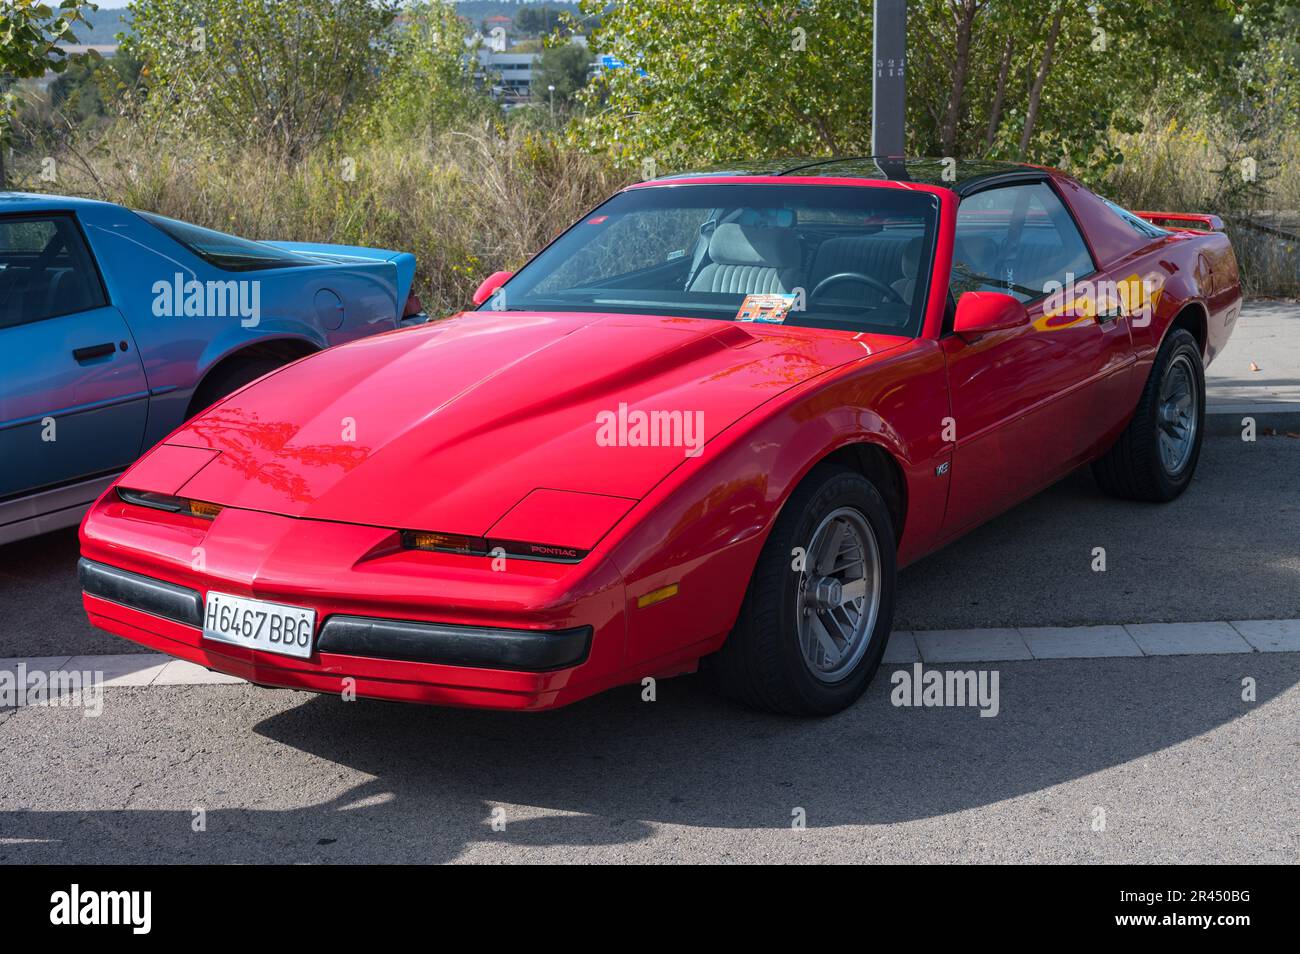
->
[736, 293, 797, 323]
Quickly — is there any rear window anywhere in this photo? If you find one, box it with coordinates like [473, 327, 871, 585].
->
[136, 211, 316, 272]
[1102, 199, 1169, 239]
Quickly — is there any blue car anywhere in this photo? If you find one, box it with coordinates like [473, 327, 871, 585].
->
[0, 192, 427, 545]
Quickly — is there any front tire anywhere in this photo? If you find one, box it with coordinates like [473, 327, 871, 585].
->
[708, 464, 896, 716]
[1092, 327, 1205, 502]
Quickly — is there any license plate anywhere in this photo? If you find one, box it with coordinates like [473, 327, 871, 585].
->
[202, 591, 317, 659]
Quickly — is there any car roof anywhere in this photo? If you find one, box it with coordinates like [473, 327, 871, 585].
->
[648, 157, 1051, 196]
[0, 191, 122, 214]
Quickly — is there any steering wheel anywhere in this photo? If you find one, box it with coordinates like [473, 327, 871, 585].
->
[810, 271, 904, 304]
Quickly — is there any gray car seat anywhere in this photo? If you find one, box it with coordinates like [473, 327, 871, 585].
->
[808, 233, 916, 307]
[688, 222, 803, 295]
[890, 237, 923, 305]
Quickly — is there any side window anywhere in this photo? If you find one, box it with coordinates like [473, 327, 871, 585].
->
[951, 182, 1094, 303]
[0, 214, 107, 329]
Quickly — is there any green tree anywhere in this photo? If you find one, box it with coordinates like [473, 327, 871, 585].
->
[909, 0, 1254, 171]
[515, 5, 568, 37]
[533, 42, 591, 113]
[0, 0, 100, 185]
[576, 0, 1267, 179]
[124, 0, 398, 158]
[361, 0, 496, 142]
[48, 47, 143, 126]
[576, 0, 874, 168]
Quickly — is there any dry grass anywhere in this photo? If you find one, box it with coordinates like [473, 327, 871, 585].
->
[32, 114, 1298, 301]
[1102, 115, 1300, 297]
[43, 124, 628, 315]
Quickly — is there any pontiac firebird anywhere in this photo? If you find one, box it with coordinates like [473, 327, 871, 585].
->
[78, 159, 1242, 715]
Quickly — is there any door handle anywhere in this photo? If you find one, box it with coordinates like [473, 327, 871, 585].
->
[1096, 306, 1124, 324]
[72, 342, 115, 362]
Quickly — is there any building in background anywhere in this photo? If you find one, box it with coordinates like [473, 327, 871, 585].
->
[476, 35, 594, 108]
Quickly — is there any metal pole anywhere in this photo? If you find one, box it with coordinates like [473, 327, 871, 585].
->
[872, 0, 907, 157]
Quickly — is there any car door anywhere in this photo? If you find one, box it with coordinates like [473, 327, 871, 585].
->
[938, 179, 1135, 538]
[0, 212, 149, 499]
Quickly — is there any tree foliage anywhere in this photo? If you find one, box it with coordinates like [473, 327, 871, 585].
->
[0, 0, 98, 82]
[533, 42, 592, 110]
[514, 5, 569, 37]
[360, 0, 496, 142]
[576, 0, 874, 165]
[1, 0, 100, 182]
[576, 0, 1277, 179]
[123, 0, 399, 158]
[47, 48, 143, 125]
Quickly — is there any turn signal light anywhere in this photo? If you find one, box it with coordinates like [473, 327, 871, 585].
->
[118, 488, 223, 520]
[186, 500, 224, 519]
[636, 583, 680, 608]
[402, 531, 488, 555]
[401, 530, 587, 563]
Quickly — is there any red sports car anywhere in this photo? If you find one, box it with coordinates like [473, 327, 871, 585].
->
[79, 159, 1242, 715]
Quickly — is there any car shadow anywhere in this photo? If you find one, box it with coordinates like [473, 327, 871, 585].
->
[3, 652, 1293, 863]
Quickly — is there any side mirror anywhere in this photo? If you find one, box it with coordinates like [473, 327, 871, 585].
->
[472, 270, 513, 307]
[953, 291, 1029, 339]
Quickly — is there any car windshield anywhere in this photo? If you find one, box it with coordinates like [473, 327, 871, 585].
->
[135, 211, 317, 272]
[485, 183, 939, 336]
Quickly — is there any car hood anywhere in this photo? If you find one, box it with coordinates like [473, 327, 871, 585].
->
[147, 311, 906, 538]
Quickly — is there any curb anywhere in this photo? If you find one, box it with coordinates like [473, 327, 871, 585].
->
[1205, 404, 1300, 436]
[3, 620, 1297, 688]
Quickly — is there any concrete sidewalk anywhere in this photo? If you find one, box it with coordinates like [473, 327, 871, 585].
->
[1206, 299, 1300, 433]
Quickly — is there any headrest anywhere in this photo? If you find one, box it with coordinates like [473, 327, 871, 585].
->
[708, 223, 801, 268]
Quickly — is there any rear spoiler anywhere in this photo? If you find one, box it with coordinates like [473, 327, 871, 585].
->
[1133, 211, 1225, 232]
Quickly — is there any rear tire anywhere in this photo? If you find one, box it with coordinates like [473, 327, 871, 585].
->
[708, 464, 896, 716]
[1092, 327, 1205, 502]
[187, 356, 284, 419]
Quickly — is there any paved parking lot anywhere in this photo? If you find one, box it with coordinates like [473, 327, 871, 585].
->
[0, 653, 1296, 864]
[2, 433, 1296, 863]
[2, 302, 1297, 864]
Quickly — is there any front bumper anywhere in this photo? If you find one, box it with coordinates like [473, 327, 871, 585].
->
[79, 558, 591, 673]
[78, 497, 626, 710]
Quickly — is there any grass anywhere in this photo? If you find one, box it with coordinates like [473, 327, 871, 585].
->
[20, 114, 1299, 302]
[37, 123, 627, 316]
[1102, 114, 1300, 297]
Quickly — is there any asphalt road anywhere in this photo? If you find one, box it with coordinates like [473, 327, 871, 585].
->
[1, 653, 1295, 863]
[3, 434, 1297, 659]
[1, 426, 1297, 864]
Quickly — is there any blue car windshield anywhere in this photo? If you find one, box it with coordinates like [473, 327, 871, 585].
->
[484, 183, 939, 336]
[136, 211, 317, 272]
